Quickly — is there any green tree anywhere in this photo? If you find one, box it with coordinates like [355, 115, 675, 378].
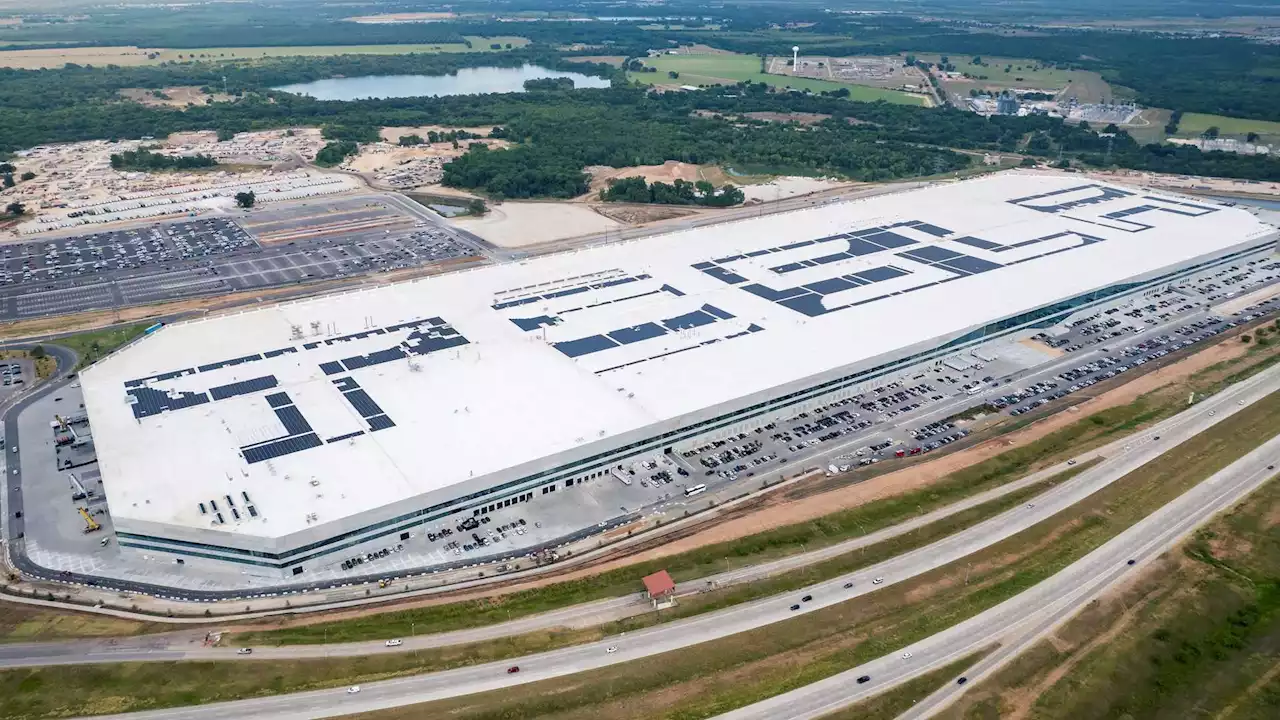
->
[466, 198, 487, 215]
[30, 345, 44, 359]
[4, 201, 23, 216]
[1247, 131, 1260, 143]
[1202, 126, 1221, 139]
[2, 173, 12, 188]
[234, 190, 256, 209]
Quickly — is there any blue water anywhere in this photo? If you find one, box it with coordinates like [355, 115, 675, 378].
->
[274, 65, 610, 101]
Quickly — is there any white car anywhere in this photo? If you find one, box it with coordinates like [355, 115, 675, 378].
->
[347, 686, 361, 694]
[385, 639, 403, 647]
[605, 646, 617, 654]
[901, 652, 913, 660]
[872, 577, 884, 585]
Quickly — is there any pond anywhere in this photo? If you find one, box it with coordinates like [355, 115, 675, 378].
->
[273, 64, 611, 101]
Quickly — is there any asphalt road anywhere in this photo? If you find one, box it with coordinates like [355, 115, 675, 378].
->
[721, 434, 1280, 720]
[60, 364, 1280, 720]
[5, 352, 1272, 671]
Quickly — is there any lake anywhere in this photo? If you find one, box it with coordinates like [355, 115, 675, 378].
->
[274, 64, 611, 101]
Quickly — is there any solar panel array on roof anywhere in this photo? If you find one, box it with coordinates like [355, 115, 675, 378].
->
[209, 375, 279, 401]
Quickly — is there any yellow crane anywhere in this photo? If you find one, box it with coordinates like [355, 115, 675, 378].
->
[77, 507, 101, 533]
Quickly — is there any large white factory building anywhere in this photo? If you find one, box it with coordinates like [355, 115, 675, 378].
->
[79, 173, 1278, 577]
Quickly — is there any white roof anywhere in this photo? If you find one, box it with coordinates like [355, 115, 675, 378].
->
[81, 172, 1275, 538]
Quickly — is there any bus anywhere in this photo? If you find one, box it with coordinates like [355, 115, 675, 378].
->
[684, 484, 707, 497]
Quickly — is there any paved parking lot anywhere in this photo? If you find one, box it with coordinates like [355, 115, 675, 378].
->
[0, 205, 478, 321]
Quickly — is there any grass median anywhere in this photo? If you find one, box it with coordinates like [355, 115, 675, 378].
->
[820, 651, 991, 720]
[937, 470, 1280, 720]
[233, 359, 1203, 648]
[331, 387, 1280, 720]
[0, 464, 1082, 719]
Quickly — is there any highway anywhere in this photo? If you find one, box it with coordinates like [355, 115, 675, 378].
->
[719, 434, 1280, 720]
[58, 363, 1280, 720]
[4, 354, 1273, 671]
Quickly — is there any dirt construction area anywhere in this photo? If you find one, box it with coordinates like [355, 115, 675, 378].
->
[224, 332, 1263, 631]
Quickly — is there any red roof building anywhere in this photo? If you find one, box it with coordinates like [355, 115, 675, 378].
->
[641, 569, 675, 599]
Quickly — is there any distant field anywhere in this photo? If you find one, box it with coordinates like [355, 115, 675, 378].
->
[1176, 112, 1280, 142]
[630, 53, 927, 105]
[0, 37, 530, 68]
[916, 53, 1079, 89]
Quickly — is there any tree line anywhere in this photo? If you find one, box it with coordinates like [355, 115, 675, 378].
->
[109, 148, 217, 171]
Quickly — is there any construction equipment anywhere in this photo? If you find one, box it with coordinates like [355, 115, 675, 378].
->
[77, 506, 101, 533]
[68, 472, 89, 501]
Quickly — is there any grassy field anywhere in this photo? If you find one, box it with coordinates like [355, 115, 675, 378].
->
[629, 52, 926, 105]
[2, 366, 1276, 718]
[0, 37, 530, 69]
[914, 54, 1079, 89]
[0, 603, 158, 644]
[1176, 112, 1280, 143]
[53, 322, 151, 371]
[335, 385, 1280, 720]
[938, 474, 1280, 720]
[823, 652, 990, 720]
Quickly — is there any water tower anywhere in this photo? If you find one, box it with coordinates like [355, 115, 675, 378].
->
[792, 46, 800, 74]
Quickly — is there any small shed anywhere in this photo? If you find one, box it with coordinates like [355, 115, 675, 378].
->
[641, 569, 676, 607]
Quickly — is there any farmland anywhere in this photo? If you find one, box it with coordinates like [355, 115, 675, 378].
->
[1176, 112, 1280, 144]
[0, 37, 530, 69]
[630, 52, 927, 105]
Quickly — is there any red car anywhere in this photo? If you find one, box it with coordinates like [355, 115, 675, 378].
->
[507, 666, 520, 674]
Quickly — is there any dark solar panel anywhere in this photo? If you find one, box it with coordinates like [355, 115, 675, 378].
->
[702, 266, 749, 284]
[368, 415, 396, 432]
[844, 238, 883, 256]
[209, 375, 278, 401]
[953, 236, 1002, 250]
[555, 335, 618, 357]
[319, 361, 344, 375]
[343, 389, 385, 418]
[242, 433, 322, 464]
[855, 265, 910, 283]
[608, 322, 666, 345]
[275, 405, 313, 435]
[127, 387, 210, 419]
[659, 284, 686, 297]
[331, 376, 359, 392]
[703, 304, 735, 320]
[941, 254, 1004, 274]
[899, 246, 963, 263]
[910, 223, 952, 238]
[770, 262, 807, 274]
[812, 253, 850, 265]
[263, 347, 298, 359]
[805, 277, 857, 295]
[661, 310, 716, 331]
[326, 431, 365, 443]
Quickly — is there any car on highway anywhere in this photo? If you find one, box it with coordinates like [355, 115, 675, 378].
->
[843, 582, 853, 589]
[1067, 459, 1077, 465]
[790, 603, 801, 611]
[801, 594, 812, 602]
[385, 639, 403, 647]
[901, 652, 913, 660]
[957, 677, 968, 685]
[856, 675, 871, 684]
[236, 648, 252, 655]
[606, 646, 617, 654]
[347, 686, 361, 694]
[507, 666, 520, 674]
[872, 577, 884, 585]
[1127, 559, 1136, 566]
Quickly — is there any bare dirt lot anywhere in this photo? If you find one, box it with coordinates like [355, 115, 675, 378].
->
[592, 204, 703, 225]
[564, 55, 628, 67]
[453, 202, 622, 247]
[118, 86, 233, 107]
[587, 161, 709, 195]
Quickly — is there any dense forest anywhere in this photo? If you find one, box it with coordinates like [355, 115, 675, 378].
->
[0, 5, 1279, 198]
[108, 148, 216, 171]
[601, 177, 746, 207]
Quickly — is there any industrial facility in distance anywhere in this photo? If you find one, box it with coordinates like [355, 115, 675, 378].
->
[79, 173, 1277, 578]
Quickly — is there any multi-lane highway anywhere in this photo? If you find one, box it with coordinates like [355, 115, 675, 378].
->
[52, 363, 1280, 720]
[721, 434, 1280, 720]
